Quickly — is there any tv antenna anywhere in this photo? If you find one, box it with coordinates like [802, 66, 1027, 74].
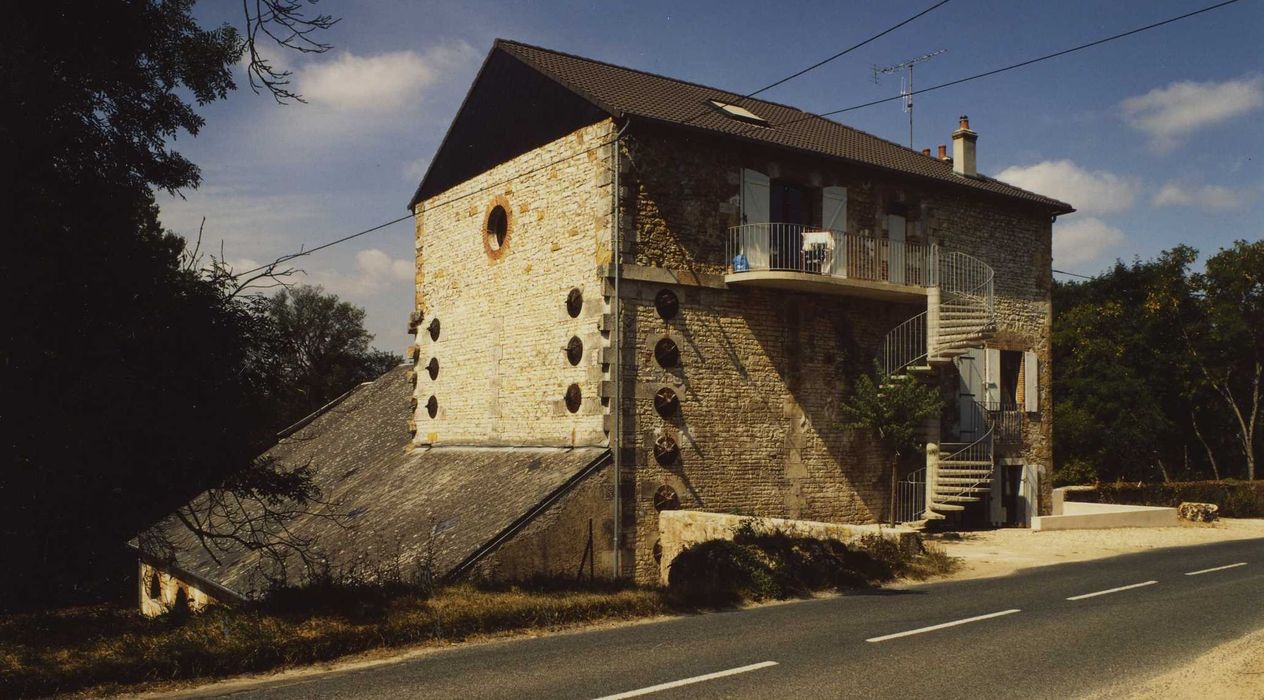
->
[873, 49, 946, 148]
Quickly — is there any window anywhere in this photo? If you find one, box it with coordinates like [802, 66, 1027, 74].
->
[708, 100, 769, 127]
[486, 205, 508, 249]
[483, 197, 512, 258]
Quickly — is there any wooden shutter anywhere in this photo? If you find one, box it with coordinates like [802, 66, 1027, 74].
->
[741, 169, 770, 269]
[1024, 350, 1039, 412]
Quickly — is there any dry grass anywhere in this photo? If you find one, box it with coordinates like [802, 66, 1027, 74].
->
[0, 584, 666, 698]
[0, 537, 959, 698]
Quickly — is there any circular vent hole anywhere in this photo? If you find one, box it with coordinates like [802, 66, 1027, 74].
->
[486, 204, 508, 250]
[566, 288, 583, 318]
[564, 383, 582, 413]
[426, 357, 439, 380]
[565, 336, 583, 366]
[654, 289, 680, 320]
[653, 387, 680, 417]
[426, 395, 438, 418]
[653, 485, 681, 511]
[428, 318, 441, 341]
[653, 435, 680, 465]
[654, 337, 680, 368]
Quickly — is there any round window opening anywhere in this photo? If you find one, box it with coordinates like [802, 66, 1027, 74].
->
[654, 485, 681, 511]
[654, 337, 680, 368]
[426, 395, 439, 418]
[566, 288, 583, 318]
[653, 435, 680, 465]
[564, 383, 583, 413]
[653, 387, 680, 417]
[565, 336, 583, 366]
[428, 317, 441, 342]
[654, 289, 680, 321]
[486, 205, 508, 251]
[426, 357, 440, 380]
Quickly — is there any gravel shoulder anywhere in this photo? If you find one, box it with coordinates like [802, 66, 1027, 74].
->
[928, 518, 1264, 581]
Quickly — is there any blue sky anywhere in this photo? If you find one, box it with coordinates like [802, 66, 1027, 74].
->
[158, 0, 1264, 351]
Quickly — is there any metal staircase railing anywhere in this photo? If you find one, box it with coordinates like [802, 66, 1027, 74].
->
[889, 249, 997, 524]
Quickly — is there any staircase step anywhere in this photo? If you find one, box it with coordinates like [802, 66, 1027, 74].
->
[929, 502, 966, 512]
[935, 486, 991, 496]
[935, 494, 983, 503]
[936, 476, 992, 485]
[941, 461, 993, 469]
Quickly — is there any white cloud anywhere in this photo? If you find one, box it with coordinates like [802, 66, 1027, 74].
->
[1121, 76, 1264, 151]
[995, 160, 1138, 216]
[1152, 182, 1254, 210]
[1053, 217, 1125, 268]
[305, 248, 413, 298]
[298, 43, 478, 112]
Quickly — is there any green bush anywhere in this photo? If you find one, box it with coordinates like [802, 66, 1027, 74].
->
[1073, 480, 1264, 517]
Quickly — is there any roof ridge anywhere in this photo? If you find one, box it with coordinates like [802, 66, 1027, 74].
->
[493, 38, 814, 117]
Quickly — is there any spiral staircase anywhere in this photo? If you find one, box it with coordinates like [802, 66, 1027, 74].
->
[879, 252, 996, 522]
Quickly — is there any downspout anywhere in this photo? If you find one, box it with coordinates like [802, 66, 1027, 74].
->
[611, 117, 628, 578]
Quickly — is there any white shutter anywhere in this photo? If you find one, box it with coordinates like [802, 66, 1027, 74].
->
[821, 187, 847, 276]
[886, 214, 906, 284]
[984, 348, 1001, 406]
[741, 169, 770, 269]
[1024, 350, 1039, 412]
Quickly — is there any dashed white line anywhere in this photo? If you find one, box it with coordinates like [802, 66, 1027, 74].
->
[865, 609, 1022, 643]
[593, 661, 779, 699]
[1186, 562, 1247, 576]
[1066, 580, 1157, 601]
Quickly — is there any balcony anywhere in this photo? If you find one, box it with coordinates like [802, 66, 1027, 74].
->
[725, 223, 934, 302]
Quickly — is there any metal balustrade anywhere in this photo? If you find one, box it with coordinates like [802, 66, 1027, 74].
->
[726, 223, 935, 287]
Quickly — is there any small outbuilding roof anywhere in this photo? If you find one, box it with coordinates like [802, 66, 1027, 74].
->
[139, 366, 609, 599]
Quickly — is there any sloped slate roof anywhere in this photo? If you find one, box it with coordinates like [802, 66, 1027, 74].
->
[491, 39, 1072, 213]
[143, 365, 609, 599]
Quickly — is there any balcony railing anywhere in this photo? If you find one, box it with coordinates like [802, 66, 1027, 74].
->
[726, 223, 936, 288]
[985, 402, 1024, 446]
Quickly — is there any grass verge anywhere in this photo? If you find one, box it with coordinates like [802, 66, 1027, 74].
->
[0, 535, 957, 698]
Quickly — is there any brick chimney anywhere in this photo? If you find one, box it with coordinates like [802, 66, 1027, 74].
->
[937, 144, 948, 161]
[952, 115, 977, 177]
[922, 148, 931, 157]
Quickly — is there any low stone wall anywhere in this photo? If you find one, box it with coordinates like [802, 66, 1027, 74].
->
[1031, 495, 1178, 531]
[657, 510, 920, 585]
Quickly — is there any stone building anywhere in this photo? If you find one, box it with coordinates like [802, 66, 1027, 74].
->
[406, 40, 1072, 584]
[136, 39, 1072, 608]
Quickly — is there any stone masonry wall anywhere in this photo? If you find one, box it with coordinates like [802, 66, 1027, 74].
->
[411, 120, 617, 447]
[616, 127, 1056, 581]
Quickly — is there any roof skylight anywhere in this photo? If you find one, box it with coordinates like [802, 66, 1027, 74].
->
[708, 100, 769, 127]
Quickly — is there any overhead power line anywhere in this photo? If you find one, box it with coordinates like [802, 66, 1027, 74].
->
[677, 0, 952, 128]
[235, 4, 950, 277]
[1053, 268, 1095, 280]
[232, 131, 624, 278]
[772, 0, 1246, 130]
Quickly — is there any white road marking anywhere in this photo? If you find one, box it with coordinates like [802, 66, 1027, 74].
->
[593, 661, 779, 699]
[1066, 580, 1157, 601]
[1185, 562, 1247, 576]
[864, 609, 1021, 643]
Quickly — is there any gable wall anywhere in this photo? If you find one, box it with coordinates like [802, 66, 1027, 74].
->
[411, 119, 617, 447]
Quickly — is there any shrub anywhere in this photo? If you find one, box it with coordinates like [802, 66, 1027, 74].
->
[1072, 480, 1264, 518]
[666, 540, 780, 607]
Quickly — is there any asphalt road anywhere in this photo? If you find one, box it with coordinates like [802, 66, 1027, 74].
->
[171, 538, 1264, 699]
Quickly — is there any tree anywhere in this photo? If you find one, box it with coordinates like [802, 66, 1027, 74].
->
[841, 369, 943, 523]
[261, 286, 402, 431]
[0, 1, 337, 611]
[1052, 242, 1262, 485]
